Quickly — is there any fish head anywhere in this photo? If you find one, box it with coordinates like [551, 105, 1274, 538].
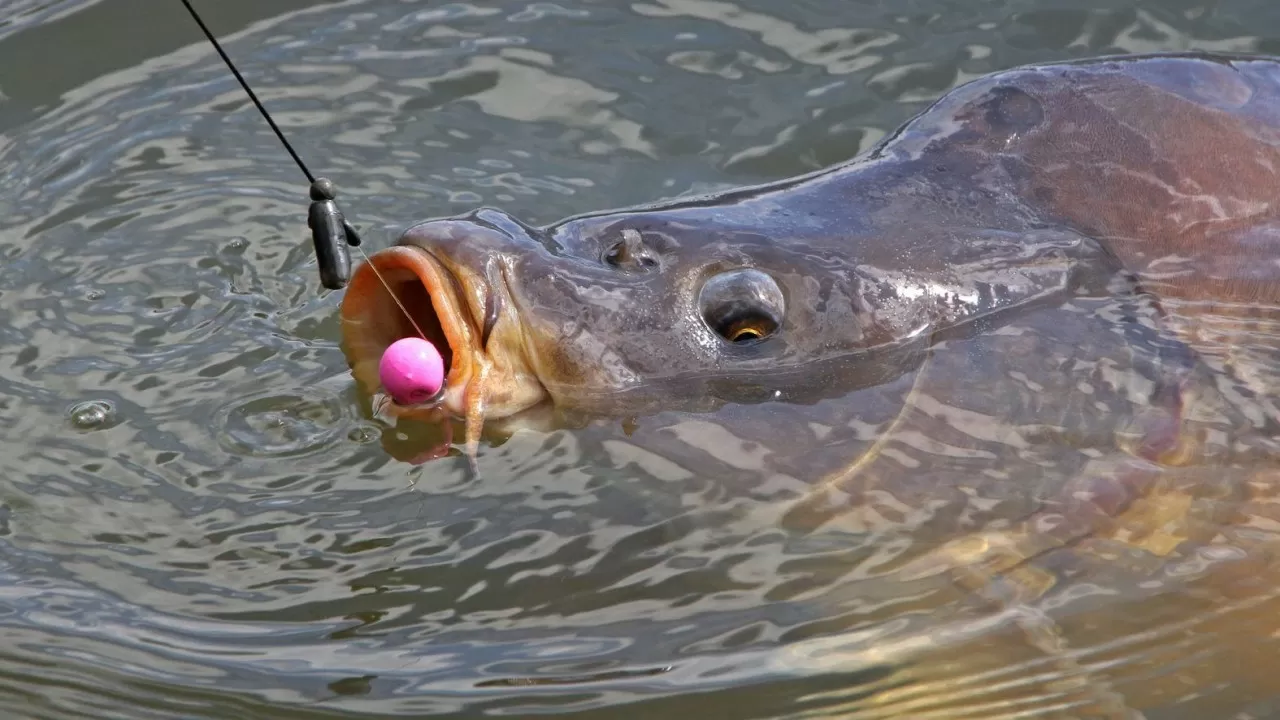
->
[341, 199, 916, 428]
[340, 168, 1105, 432]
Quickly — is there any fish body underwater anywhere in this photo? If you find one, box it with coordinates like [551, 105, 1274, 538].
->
[340, 53, 1280, 717]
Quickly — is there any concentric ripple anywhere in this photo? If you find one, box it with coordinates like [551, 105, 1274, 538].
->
[1, 0, 1280, 719]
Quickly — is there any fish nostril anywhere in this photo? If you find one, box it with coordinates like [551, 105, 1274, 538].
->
[603, 229, 659, 272]
[604, 244, 657, 269]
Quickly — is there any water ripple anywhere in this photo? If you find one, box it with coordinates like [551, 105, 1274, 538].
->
[0, 0, 1279, 718]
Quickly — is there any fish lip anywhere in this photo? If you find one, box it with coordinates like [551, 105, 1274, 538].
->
[339, 244, 480, 419]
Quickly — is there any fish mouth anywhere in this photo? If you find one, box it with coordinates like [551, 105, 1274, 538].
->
[340, 245, 472, 416]
[339, 242, 546, 452]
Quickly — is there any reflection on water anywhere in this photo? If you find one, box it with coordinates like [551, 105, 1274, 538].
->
[2, 0, 1280, 717]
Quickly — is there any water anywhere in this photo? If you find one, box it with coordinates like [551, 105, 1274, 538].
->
[2, 1, 1280, 717]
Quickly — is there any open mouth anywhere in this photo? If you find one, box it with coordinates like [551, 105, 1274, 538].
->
[339, 245, 478, 419]
[339, 240, 548, 460]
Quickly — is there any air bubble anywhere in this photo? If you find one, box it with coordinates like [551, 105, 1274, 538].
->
[347, 425, 380, 444]
[67, 400, 119, 432]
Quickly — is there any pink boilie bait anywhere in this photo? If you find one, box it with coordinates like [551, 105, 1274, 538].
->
[378, 337, 445, 405]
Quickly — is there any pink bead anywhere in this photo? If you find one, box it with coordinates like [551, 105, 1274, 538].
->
[378, 337, 445, 405]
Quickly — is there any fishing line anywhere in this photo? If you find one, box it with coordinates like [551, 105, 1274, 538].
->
[352, 246, 430, 341]
[178, 0, 429, 346]
[179, 0, 314, 185]
[180, 0, 447, 493]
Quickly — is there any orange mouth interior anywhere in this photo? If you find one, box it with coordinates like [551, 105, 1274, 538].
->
[341, 244, 549, 463]
[340, 246, 475, 411]
[372, 268, 455, 379]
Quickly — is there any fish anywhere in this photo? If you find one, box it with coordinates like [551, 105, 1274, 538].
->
[339, 52, 1280, 715]
[341, 51, 1279, 451]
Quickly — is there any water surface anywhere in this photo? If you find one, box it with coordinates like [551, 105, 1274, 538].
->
[2, 0, 1280, 717]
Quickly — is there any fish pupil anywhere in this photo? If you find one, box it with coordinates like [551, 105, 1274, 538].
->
[722, 316, 772, 343]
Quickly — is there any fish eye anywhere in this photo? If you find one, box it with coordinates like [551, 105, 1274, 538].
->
[698, 269, 785, 344]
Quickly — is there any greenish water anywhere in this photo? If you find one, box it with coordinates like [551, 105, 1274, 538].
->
[2, 1, 1280, 718]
